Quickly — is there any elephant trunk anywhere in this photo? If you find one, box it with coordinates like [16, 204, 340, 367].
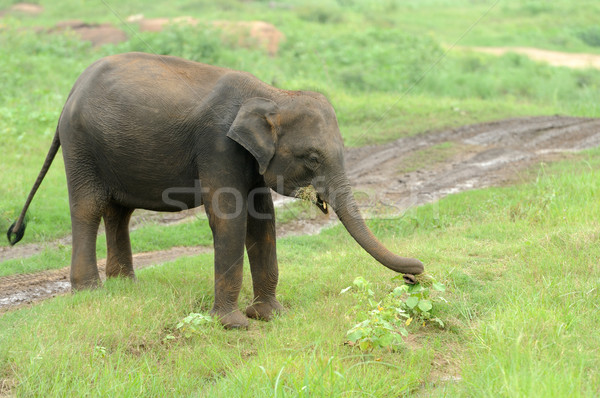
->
[322, 174, 424, 282]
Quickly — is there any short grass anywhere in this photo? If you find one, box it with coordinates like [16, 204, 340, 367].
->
[1, 147, 599, 396]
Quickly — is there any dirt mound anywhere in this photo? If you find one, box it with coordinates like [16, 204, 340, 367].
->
[4, 2, 43, 15]
[130, 15, 198, 33]
[212, 20, 285, 56]
[130, 15, 284, 56]
[51, 20, 127, 47]
[2, 115, 600, 312]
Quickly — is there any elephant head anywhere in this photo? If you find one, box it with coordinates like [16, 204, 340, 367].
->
[227, 92, 424, 280]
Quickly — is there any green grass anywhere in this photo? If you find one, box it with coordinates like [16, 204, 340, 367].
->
[1, 148, 599, 396]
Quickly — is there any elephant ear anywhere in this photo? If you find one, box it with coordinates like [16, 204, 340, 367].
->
[227, 97, 280, 175]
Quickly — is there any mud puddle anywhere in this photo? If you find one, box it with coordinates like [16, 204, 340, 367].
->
[2, 115, 600, 312]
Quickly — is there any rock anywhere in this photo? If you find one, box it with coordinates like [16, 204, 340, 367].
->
[51, 20, 127, 47]
[212, 20, 284, 56]
[9, 3, 44, 15]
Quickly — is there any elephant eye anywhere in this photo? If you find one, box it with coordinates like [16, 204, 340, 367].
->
[305, 153, 322, 171]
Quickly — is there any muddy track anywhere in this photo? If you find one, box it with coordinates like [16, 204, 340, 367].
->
[2, 115, 600, 312]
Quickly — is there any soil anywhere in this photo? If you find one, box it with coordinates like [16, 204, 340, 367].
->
[465, 46, 600, 69]
[2, 115, 600, 312]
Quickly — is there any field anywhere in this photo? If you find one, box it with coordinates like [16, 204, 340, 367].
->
[1, 0, 600, 396]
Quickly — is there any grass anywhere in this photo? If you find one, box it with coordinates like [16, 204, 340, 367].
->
[1, 148, 599, 396]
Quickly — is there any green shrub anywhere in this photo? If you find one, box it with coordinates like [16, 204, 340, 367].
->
[576, 26, 600, 47]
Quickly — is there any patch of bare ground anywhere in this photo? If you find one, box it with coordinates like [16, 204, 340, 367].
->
[0, 375, 16, 398]
[49, 20, 127, 47]
[0, 3, 43, 16]
[462, 46, 600, 69]
[2, 116, 600, 312]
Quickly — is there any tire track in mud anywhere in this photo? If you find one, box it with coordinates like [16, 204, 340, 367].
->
[2, 116, 600, 312]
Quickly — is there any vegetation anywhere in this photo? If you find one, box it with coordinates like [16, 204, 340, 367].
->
[0, 0, 599, 396]
[342, 275, 447, 352]
[0, 150, 599, 396]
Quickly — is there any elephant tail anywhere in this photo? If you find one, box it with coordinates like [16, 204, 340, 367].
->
[7, 129, 61, 245]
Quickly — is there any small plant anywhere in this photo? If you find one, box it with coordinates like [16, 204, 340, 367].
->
[341, 275, 446, 352]
[93, 345, 107, 359]
[391, 274, 447, 328]
[175, 312, 216, 338]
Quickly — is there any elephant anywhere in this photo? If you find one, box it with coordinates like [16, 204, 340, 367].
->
[7, 52, 424, 328]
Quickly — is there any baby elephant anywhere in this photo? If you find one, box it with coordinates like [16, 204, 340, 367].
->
[8, 52, 423, 328]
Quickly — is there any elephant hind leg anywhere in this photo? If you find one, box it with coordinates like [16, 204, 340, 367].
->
[103, 202, 135, 279]
[69, 197, 104, 290]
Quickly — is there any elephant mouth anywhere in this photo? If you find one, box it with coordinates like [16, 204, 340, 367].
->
[315, 194, 328, 214]
[294, 186, 328, 214]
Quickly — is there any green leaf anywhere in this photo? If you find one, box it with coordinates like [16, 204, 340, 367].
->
[432, 282, 446, 292]
[346, 329, 364, 341]
[377, 333, 393, 347]
[353, 276, 369, 289]
[418, 299, 433, 312]
[407, 284, 424, 294]
[393, 286, 408, 296]
[405, 296, 419, 309]
[359, 341, 372, 352]
[394, 334, 405, 344]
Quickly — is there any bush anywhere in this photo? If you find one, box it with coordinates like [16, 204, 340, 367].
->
[576, 26, 600, 47]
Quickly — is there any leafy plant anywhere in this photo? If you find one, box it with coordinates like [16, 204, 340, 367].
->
[341, 275, 446, 352]
[175, 312, 216, 338]
[391, 274, 447, 328]
[93, 345, 107, 359]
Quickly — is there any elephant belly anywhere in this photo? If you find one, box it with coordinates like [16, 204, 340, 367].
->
[109, 172, 205, 212]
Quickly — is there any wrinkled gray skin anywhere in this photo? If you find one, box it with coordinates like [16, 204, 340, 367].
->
[8, 52, 423, 328]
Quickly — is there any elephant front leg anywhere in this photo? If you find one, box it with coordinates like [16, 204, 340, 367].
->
[245, 186, 283, 321]
[204, 190, 249, 329]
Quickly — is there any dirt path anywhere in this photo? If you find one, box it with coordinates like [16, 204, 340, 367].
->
[2, 115, 600, 312]
[463, 46, 600, 69]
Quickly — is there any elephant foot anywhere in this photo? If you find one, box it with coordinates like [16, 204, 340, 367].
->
[106, 263, 136, 280]
[246, 297, 284, 321]
[70, 277, 101, 291]
[211, 308, 249, 329]
[106, 270, 136, 280]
